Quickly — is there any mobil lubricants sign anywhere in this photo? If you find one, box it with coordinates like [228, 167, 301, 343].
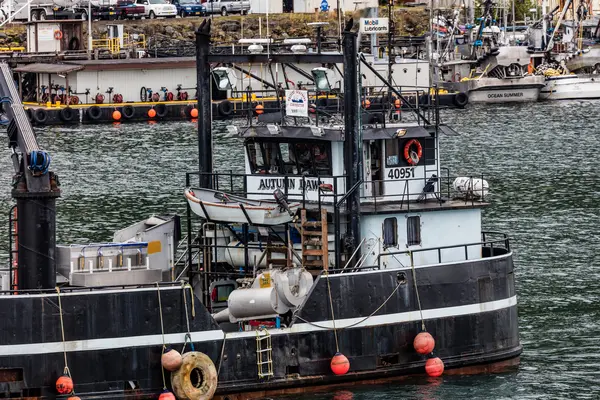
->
[360, 18, 389, 34]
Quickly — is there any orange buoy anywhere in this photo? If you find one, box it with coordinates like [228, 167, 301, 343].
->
[413, 331, 435, 355]
[255, 104, 264, 115]
[158, 390, 176, 400]
[112, 110, 122, 121]
[161, 347, 183, 372]
[394, 99, 401, 109]
[425, 357, 444, 377]
[330, 352, 350, 375]
[56, 375, 73, 394]
[362, 99, 371, 109]
[68, 396, 81, 400]
[148, 108, 156, 118]
[190, 108, 199, 118]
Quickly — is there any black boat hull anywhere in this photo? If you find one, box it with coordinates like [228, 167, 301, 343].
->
[0, 252, 520, 399]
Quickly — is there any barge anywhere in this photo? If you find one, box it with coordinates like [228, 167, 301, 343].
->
[0, 18, 520, 399]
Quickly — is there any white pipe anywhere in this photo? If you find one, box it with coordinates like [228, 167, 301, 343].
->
[108, 258, 113, 272]
[127, 258, 131, 271]
[70, 261, 74, 274]
[88, 0, 92, 53]
[88, 260, 94, 273]
[146, 256, 150, 270]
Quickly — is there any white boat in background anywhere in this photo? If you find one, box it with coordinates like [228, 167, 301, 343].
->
[468, 76, 545, 103]
[540, 74, 600, 100]
[184, 187, 300, 225]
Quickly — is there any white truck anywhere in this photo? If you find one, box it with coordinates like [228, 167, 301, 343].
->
[0, 0, 118, 22]
[203, 0, 250, 16]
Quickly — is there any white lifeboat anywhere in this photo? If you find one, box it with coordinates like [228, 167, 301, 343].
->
[184, 187, 300, 226]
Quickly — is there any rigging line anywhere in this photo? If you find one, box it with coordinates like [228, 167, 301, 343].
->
[217, 331, 228, 377]
[56, 287, 72, 380]
[181, 283, 195, 354]
[156, 283, 167, 390]
[409, 251, 426, 331]
[325, 270, 340, 352]
[294, 276, 404, 331]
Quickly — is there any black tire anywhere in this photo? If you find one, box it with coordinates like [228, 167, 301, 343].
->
[217, 100, 233, 117]
[122, 105, 135, 119]
[155, 103, 167, 118]
[80, 10, 88, 20]
[179, 10, 185, 17]
[32, 108, 47, 124]
[87, 105, 102, 120]
[39, 9, 46, 20]
[149, 11, 156, 19]
[453, 92, 469, 108]
[221, 7, 227, 16]
[59, 107, 76, 122]
[25, 108, 33, 122]
[140, 86, 147, 102]
[68, 36, 80, 50]
[30, 10, 39, 21]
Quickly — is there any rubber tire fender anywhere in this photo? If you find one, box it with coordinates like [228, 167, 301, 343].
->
[59, 107, 76, 122]
[171, 351, 217, 400]
[155, 103, 167, 118]
[32, 108, 48, 124]
[87, 105, 102, 120]
[217, 100, 233, 117]
[453, 92, 469, 108]
[122, 105, 135, 119]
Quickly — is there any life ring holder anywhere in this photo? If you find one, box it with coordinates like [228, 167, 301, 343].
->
[54, 30, 63, 40]
[171, 351, 218, 400]
[404, 139, 423, 166]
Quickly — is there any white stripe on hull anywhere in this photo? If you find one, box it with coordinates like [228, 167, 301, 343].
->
[0, 296, 517, 356]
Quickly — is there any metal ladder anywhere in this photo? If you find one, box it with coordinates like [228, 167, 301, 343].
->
[255, 329, 273, 379]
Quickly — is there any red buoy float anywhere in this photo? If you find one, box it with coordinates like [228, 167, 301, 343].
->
[148, 108, 157, 118]
[330, 352, 350, 375]
[255, 104, 264, 115]
[67, 396, 81, 400]
[425, 357, 444, 377]
[190, 108, 199, 118]
[413, 331, 435, 355]
[112, 110, 122, 121]
[56, 375, 73, 394]
[158, 390, 176, 400]
[161, 347, 183, 372]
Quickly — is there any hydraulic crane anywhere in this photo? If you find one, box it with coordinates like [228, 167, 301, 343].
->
[2, 62, 60, 290]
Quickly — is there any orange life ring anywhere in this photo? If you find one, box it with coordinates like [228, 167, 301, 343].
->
[54, 30, 63, 40]
[404, 139, 423, 166]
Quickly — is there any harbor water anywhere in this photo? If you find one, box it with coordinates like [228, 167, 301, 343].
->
[0, 101, 599, 399]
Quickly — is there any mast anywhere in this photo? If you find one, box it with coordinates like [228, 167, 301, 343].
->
[196, 19, 213, 189]
[342, 19, 361, 259]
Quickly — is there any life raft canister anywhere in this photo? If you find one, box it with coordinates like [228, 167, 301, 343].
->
[404, 139, 423, 166]
[171, 351, 218, 400]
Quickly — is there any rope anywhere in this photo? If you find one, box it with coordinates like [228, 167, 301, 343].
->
[56, 287, 72, 380]
[156, 283, 167, 390]
[181, 283, 195, 354]
[217, 332, 227, 377]
[409, 252, 426, 331]
[295, 273, 404, 331]
[324, 270, 339, 352]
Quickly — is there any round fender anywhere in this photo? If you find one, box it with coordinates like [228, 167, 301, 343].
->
[31, 108, 48, 124]
[217, 100, 233, 117]
[171, 351, 218, 400]
[87, 105, 102, 120]
[453, 92, 469, 108]
[59, 107, 76, 122]
[155, 103, 167, 118]
[122, 105, 135, 119]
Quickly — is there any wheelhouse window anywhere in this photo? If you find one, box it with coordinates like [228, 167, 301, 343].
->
[246, 139, 331, 176]
[383, 217, 398, 249]
[407, 216, 421, 246]
[385, 139, 401, 167]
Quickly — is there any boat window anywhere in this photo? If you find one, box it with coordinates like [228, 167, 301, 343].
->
[385, 139, 401, 167]
[383, 218, 397, 248]
[216, 284, 235, 302]
[291, 143, 331, 175]
[407, 216, 421, 246]
[279, 143, 297, 174]
[247, 142, 267, 173]
[262, 142, 280, 174]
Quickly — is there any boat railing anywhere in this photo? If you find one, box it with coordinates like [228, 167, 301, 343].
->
[374, 231, 511, 269]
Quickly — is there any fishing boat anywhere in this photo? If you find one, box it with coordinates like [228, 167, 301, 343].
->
[0, 18, 521, 400]
[184, 187, 300, 225]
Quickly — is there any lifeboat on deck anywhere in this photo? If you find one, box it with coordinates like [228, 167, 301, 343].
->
[184, 187, 300, 225]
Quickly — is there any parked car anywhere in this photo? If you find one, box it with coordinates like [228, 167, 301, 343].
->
[172, 0, 205, 17]
[116, 0, 145, 19]
[136, 0, 177, 18]
[203, 0, 250, 16]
